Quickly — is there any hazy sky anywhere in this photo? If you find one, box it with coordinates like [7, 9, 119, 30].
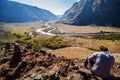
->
[10, 0, 80, 15]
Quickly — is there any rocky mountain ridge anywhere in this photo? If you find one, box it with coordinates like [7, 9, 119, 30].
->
[0, 0, 57, 23]
[59, 0, 120, 27]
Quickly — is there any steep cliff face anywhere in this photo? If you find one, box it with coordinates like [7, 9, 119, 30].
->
[59, 0, 120, 27]
[0, 0, 57, 23]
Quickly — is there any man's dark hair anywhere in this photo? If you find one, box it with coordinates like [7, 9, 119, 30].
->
[99, 46, 109, 51]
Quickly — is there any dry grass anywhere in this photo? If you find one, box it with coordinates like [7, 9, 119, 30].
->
[47, 37, 120, 63]
[48, 47, 94, 59]
[54, 23, 120, 33]
[48, 47, 120, 63]
[0, 22, 43, 34]
[89, 39, 119, 52]
[62, 37, 120, 53]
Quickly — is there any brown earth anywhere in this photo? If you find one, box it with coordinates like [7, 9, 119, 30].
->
[0, 43, 120, 80]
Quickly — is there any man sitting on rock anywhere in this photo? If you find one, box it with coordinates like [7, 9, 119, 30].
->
[84, 46, 115, 79]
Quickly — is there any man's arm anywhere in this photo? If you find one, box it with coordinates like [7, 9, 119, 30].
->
[84, 52, 98, 69]
[88, 52, 98, 61]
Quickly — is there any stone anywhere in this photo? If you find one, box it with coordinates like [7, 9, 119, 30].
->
[0, 57, 10, 64]
[42, 74, 49, 80]
[6, 72, 15, 80]
[25, 45, 32, 49]
[70, 64, 79, 70]
[34, 75, 42, 80]
[30, 73, 36, 78]
[21, 60, 28, 68]
[35, 53, 40, 58]
[70, 74, 83, 80]
[13, 44, 21, 58]
[23, 77, 31, 80]
[0, 65, 9, 77]
[40, 50, 46, 55]
[23, 49, 28, 53]
[49, 71, 59, 80]
[117, 65, 120, 69]
[5, 42, 11, 50]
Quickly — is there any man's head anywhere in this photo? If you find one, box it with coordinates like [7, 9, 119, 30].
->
[99, 46, 109, 51]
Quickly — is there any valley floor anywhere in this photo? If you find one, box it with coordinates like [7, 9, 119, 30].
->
[54, 23, 120, 34]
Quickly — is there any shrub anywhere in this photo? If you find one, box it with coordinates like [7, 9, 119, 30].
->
[24, 36, 71, 49]
[92, 33, 120, 40]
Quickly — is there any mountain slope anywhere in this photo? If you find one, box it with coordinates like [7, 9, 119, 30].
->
[59, 0, 120, 27]
[0, 0, 57, 23]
